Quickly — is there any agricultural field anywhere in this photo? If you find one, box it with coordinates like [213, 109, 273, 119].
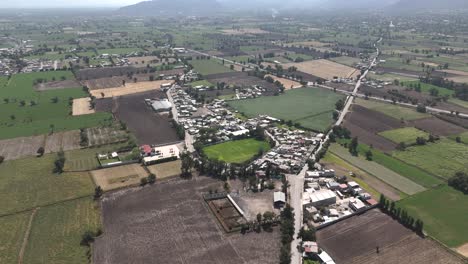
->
[0, 154, 95, 215]
[400, 80, 455, 97]
[0, 211, 31, 264]
[228, 88, 345, 132]
[379, 127, 430, 145]
[189, 79, 214, 87]
[89, 80, 173, 98]
[189, 59, 235, 75]
[451, 131, 468, 144]
[264, 74, 302, 89]
[44, 130, 82, 153]
[329, 144, 426, 195]
[398, 185, 468, 249]
[392, 139, 468, 179]
[72, 97, 95, 116]
[409, 117, 466, 137]
[146, 160, 182, 180]
[91, 164, 149, 191]
[356, 98, 430, 121]
[97, 48, 143, 55]
[23, 198, 101, 264]
[284, 59, 359, 80]
[64, 142, 130, 172]
[85, 126, 129, 147]
[203, 138, 270, 164]
[328, 56, 362, 67]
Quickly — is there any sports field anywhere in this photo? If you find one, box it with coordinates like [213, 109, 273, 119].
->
[379, 127, 430, 145]
[356, 98, 430, 121]
[0, 71, 113, 139]
[203, 138, 270, 164]
[398, 185, 468, 248]
[0, 154, 95, 215]
[393, 139, 468, 179]
[228, 88, 344, 132]
[189, 59, 235, 75]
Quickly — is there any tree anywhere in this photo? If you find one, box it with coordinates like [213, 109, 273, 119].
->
[230, 65, 234, 70]
[37, 147, 45, 157]
[180, 152, 194, 178]
[94, 186, 103, 199]
[0, 155, 4, 164]
[335, 99, 345, 111]
[10, 115, 15, 121]
[416, 137, 427, 145]
[448, 172, 468, 194]
[365, 149, 373, 161]
[80, 231, 95, 246]
[53, 151, 66, 174]
[396, 142, 406, 151]
[416, 104, 426, 113]
[140, 177, 148, 186]
[256, 213, 262, 223]
[348, 137, 359, 156]
[148, 173, 156, 184]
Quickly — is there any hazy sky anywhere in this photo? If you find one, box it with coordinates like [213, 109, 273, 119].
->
[1, 0, 143, 8]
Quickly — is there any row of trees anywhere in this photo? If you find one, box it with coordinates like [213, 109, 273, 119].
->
[279, 204, 295, 264]
[379, 194, 424, 235]
[448, 172, 468, 194]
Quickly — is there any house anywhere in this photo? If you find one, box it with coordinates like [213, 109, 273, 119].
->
[274, 192, 286, 208]
[142, 144, 180, 165]
[307, 190, 336, 207]
[151, 99, 172, 112]
[302, 241, 319, 257]
[318, 251, 336, 264]
[349, 198, 366, 212]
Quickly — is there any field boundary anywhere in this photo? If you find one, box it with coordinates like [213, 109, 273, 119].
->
[18, 207, 38, 264]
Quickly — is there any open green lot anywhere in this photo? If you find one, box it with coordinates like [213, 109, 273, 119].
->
[24, 198, 101, 264]
[203, 138, 270, 164]
[0, 154, 95, 215]
[64, 143, 129, 171]
[0, 71, 113, 140]
[328, 56, 361, 67]
[400, 80, 455, 97]
[228, 88, 345, 132]
[0, 211, 31, 264]
[379, 127, 430, 145]
[398, 185, 468, 247]
[451, 131, 468, 144]
[330, 144, 426, 195]
[189, 59, 235, 75]
[356, 98, 430, 121]
[189, 79, 214, 87]
[392, 139, 468, 180]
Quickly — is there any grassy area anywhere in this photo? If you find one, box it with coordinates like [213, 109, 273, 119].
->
[378, 127, 430, 145]
[367, 72, 418, 82]
[228, 88, 344, 132]
[97, 48, 143, 55]
[225, 55, 252, 63]
[189, 59, 235, 75]
[450, 131, 468, 144]
[398, 185, 468, 247]
[356, 98, 430, 121]
[203, 138, 270, 164]
[0, 154, 95, 215]
[189, 79, 214, 87]
[23, 198, 101, 264]
[329, 144, 426, 195]
[0, 71, 113, 139]
[0, 211, 31, 264]
[328, 56, 361, 67]
[392, 139, 468, 180]
[449, 98, 468, 109]
[64, 143, 129, 171]
[400, 80, 455, 97]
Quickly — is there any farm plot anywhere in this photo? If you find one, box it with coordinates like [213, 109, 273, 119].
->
[207, 197, 245, 232]
[356, 98, 430, 121]
[228, 88, 345, 132]
[328, 56, 362, 67]
[44, 130, 81, 153]
[64, 143, 129, 172]
[283, 59, 359, 80]
[317, 209, 464, 264]
[189, 59, 235, 75]
[329, 144, 426, 195]
[72, 97, 95, 116]
[76, 66, 137, 80]
[91, 164, 148, 191]
[93, 177, 280, 264]
[392, 139, 468, 179]
[264, 74, 302, 89]
[34, 79, 82, 91]
[442, 69, 468, 83]
[205, 72, 278, 94]
[203, 138, 271, 164]
[146, 160, 182, 180]
[379, 127, 430, 145]
[0, 154, 95, 215]
[409, 117, 466, 136]
[89, 80, 173, 98]
[398, 185, 468, 249]
[451, 131, 468, 144]
[0, 211, 31, 264]
[85, 126, 129, 147]
[23, 198, 101, 264]
[0, 135, 45, 160]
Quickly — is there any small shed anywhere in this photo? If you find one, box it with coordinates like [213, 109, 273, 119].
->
[274, 192, 286, 208]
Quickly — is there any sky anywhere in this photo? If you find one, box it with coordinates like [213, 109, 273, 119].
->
[1, 0, 143, 8]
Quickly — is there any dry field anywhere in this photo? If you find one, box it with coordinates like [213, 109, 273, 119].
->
[264, 74, 302, 89]
[44, 130, 81, 153]
[284, 41, 330, 48]
[221, 28, 269, 35]
[34, 80, 81, 91]
[85, 127, 129, 147]
[93, 177, 280, 264]
[72, 97, 95, 116]
[91, 164, 149, 191]
[127, 56, 160, 65]
[0, 135, 45, 160]
[409, 117, 466, 136]
[443, 69, 468, 83]
[89, 80, 174, 98]
[456, 243, 468, 258]
[284, 59, 360, 80]
[317, 209, 465, 264]
[146, 160, 182, 180]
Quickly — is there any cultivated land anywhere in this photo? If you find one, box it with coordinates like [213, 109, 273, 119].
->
[64, 143, 129, 172]
[23, 198, 101, 264]
[330, 144, 426, 195]
[410, 117, 466, 137]
[85, 126, 129, 147]
[93, 177, 280, 264]
[91, 164, 149, 191]
[228, 88, 344, 132]
[355, 98, 430, 121]
[189, 59, 235, 75]
[0, 211, 31, 264]
[203, 138, 270, 164]
[0, 154, 95, 215]
[72, 97, 95, 116]
[392, 139, 468, 179]
[398, 185, 468, 248]
[379, 127, 430, 145]
[317, 209, 464, 264]
[284, 59, 359, 80]
[264, 74, 302, 89]
[146, 160, 182, 180]
[44, 130, 82, 153]
[0, 71, 112, 139]
[89, 80, 173, 98]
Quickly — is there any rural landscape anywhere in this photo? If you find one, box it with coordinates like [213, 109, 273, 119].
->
[0, 0, 468, 264]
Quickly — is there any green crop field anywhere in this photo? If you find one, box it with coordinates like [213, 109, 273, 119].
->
[330, 144, 426, 195]
[379, 127, 430, 145]
[328, 56, 361, 67]
[367, 72, 417, 82]
[0, 71, 113, 140]
[0, 212, 31, 264]
[64, 143, 129, 171]
[228, 88, 345, 132]
[393, 139, 468, 179]
[189, 59, 235, 75]
[449, 98, 468, 109]
[400, 80, 455, 97]
[451, 131, 468, 144]
[356, 98, 430, 121]
[189, 79, 214, 87]
[203, 138, 270, 164]
[398, 185, 468, 247]
[0, 154, 95, 215]
[24, 198, 101, 264]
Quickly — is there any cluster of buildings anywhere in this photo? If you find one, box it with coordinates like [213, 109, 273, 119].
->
[170, 87, 200, 119]
[139, 144, 180, 165]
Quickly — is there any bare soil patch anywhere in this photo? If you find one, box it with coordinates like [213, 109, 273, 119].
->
[456, 243, 468, 258]
[93, 177, 280, 264]
[146, 160, 182, 180]
[34, 80, 81, 91]
[265, 74, 302, 89]
[409, 117, 466, 136]
[85, 126, 129, 147]
[44, 130, 81, 153]
[72, 97, 95, 116]
[442, 69, 468, 83]
[0, 135, 45, 160]
[89, 80, 173, 98]
[91, 164, 148, 191]
[317, 209, 464, 264]
[284, 59, 359, 80]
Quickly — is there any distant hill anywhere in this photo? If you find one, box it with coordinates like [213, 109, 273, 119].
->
[118, 0, 222, 16]
[390, 0, 468, 10]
